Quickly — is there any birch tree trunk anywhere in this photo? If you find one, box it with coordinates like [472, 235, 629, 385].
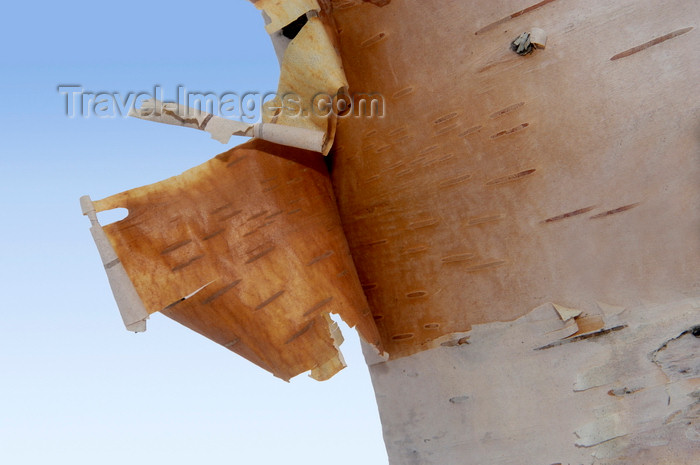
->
[327, 0, 700, 463]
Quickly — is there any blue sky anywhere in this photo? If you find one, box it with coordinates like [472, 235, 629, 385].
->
[0, 2, 387, 463]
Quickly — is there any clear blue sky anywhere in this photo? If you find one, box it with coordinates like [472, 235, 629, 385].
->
[0, 2, 388, 463]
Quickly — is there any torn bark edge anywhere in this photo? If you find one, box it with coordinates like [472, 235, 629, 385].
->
[130, 99, 327, 153]
[80, 195, 149, 332]
[372, 301, 626, 362]
[255, 0, 320, 70]
[310, 312, 388, 380]
[309, 313, 347, 381]
[268, 10, 320, 64]
[254, 0, 345, 155]
[552, 303, 581, 321]
[360, 333, 390, 366]
[256, 0, 321, 35]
